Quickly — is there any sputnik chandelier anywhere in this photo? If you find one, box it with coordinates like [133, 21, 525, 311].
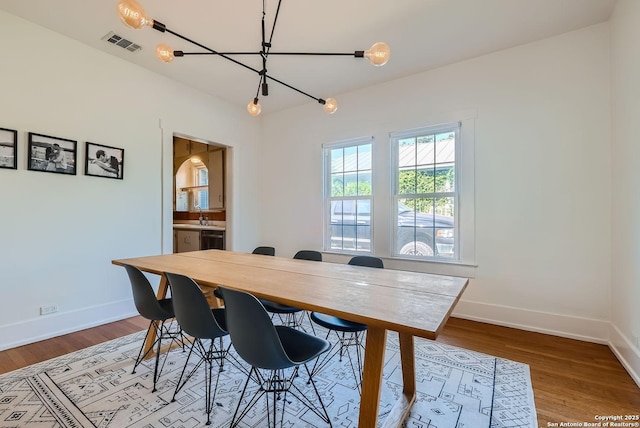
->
[116, 0, 390, 116]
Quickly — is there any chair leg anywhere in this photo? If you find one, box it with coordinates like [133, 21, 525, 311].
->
[308, 329, 365, 392]
[133, 318, 186, 393]
[171, 340, 197, 402]
[230, 367, 267, 428]
[132, 320, 163, 391]
[151, 320, 164, 392]
[132, 320, 158, 373]
[304, 364, 332, 426]
[172, 337, 235, 424]
[231, 366, 331, 427]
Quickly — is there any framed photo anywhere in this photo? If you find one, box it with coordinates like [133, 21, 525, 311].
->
[27, 132, 77, 175]
[85, 142, 124, 179]
[0, 127, 17, 170]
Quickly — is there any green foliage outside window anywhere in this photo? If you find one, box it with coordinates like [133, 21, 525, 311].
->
[331, 178, 372, 197]
[398, 168, 454, 215]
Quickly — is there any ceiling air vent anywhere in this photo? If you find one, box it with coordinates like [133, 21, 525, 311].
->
[102, 31, 142, 53]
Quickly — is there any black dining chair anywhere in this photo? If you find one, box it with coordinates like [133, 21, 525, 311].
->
[252, 246, 276, 256]
[260, 250, 321, 331]
[309, 255, 384, 391]
[164, 271, 237, 425]
[213, 246, 276, 300]
[123, 264, 184, 393]
[219, 286, 332, 428]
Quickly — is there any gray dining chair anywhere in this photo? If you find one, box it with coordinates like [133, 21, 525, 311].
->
[164, 271, 237, 425]
[219, 286, 332, 427]
[123, 264, 184, 393]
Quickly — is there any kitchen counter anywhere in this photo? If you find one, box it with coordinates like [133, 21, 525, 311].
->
[173, 222, 225, 231]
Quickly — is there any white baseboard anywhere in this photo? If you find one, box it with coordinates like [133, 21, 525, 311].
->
[0, 299, 138, 352]
[608, 324, 640, 388]
[452, 299, 610, 344]
[453, 299, 640, 388]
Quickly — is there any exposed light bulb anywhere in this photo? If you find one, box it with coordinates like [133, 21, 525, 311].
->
[156, 44, 174, 63]
[364, 42, 390, 66]
[323, 98, 338, 114]
[116, 0, 152, 30]
[247, 99, 262, 116]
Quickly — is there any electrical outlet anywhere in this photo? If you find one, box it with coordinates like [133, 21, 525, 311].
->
[40, 305, 58, 316]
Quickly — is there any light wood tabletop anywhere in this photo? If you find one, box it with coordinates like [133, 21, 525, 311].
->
[113, 249, 468, 428]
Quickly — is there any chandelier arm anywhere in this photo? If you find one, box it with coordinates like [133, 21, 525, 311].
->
[266, 0, 283, 49]
[177, 51, 360, 57]
[266, 52, 360, 56]
[162, 27, 262, 75]
[254, 78, 262, 100]
[263, 72, 323, 103]
[179, 52, 262, 56]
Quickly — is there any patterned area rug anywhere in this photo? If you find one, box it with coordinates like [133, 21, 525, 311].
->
[0, 326, 536, 427]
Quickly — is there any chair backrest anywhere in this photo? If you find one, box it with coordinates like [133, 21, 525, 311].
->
[348, 255, 384, 269]
[164, 272, 227, 340]
[219, 286, 295, 370]
[252, 246, 275, 256]
[293, 250, 322, 262]
[123, 264, 173, 321]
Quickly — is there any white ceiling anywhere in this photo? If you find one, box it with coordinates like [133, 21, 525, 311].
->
[0, 0, 616, 114]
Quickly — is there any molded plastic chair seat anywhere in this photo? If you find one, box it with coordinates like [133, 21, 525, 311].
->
[273, 325, 329, 362]
[259, 300, 300, 313]
[310, 312, 367, 333]
[219, 286, 332, 427]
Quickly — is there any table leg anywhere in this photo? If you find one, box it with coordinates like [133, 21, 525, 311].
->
[359, 329, 417, 428]
[358, 326, 387, 428]
[381, 333, 416, 427]
[141, 274, 170, 358]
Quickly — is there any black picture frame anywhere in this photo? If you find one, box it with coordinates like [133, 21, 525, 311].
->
[0, 127, 18, 170]
[85, 141, 124, 179]
[27, 132, 77, 175]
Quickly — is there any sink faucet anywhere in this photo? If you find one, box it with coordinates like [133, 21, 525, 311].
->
[196, 205, 203, 225]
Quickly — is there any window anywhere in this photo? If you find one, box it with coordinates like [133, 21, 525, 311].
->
[323, 139, 373, 253]
[392, 123, 460, 260]
[193, 164, 209, 209]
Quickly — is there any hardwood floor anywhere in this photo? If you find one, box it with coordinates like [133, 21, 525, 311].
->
[0, 316, 638, 426]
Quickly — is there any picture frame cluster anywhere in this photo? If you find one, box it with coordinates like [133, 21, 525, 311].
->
[0, 127, 124, 180]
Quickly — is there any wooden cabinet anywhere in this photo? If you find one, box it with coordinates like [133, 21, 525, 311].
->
[175, 230, 201, 253]
[208, 150, 224, 209]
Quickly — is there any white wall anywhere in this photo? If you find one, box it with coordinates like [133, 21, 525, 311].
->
[262, 25, 612, 343]
[0, 11, 262, 350]
[609, 0, 640, 385]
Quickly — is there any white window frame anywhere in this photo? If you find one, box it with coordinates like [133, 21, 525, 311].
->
[323, 137, 374, 255]
[390, 119, 475, 265]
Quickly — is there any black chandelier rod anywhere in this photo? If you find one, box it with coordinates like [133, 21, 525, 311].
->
[176, 51, 359, 56]
[153, 22, 326, 103]
[259, 0, 269, 96]
[158, 24, 261, 75]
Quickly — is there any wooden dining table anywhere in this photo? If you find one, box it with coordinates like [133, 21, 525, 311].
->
[112, 249, 468, 428]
